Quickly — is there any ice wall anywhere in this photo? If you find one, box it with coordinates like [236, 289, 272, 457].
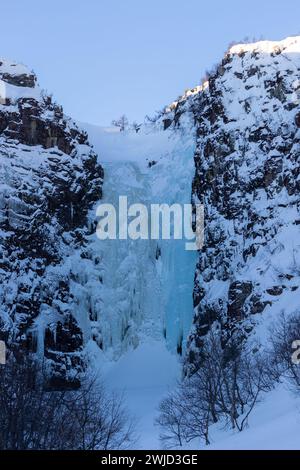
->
[81, 123, 197, 358]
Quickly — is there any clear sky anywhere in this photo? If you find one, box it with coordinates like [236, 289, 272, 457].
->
[1, 0, 300, 125]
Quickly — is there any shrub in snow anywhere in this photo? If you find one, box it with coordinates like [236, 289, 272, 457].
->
[156, 329, 273, 448]
[0, 354, 136, 450]
[111, 114, 129, 132]
[268, 312, 300, 391]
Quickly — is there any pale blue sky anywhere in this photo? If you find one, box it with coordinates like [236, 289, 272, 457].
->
[1, 0, 300, 125]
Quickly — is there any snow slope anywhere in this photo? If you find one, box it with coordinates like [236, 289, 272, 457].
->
[207, 384, 300, 450]
[101, 340, 180, 450]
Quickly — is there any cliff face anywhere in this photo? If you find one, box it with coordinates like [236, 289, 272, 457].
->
[0, 60, 103, 388]
[185, 37, 300, 372]
[1, 36, 300, 388]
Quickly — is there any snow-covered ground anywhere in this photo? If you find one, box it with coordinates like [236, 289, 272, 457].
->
[208, 384, 300, 450]
[102, 340, 181, 450]
[89, 334, 300, 450]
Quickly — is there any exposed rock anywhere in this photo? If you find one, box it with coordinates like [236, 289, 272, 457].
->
[1, 72, 36, 88]
[0, 59, 104, 388]
[227, 281, 253, 319]
[163, 118, 172, 130]
[185, 37, 300, 373]
[266, 286, 284, 296]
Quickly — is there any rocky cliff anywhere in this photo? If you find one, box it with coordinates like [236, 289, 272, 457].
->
[185, 37, 300, 372]
[0, 59, 103, 388]
[1, 35, 300, 388]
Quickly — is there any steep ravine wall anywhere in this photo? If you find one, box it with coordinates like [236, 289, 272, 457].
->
[3, 36, 299, 388]
[185, 36, 300, 372]
[0, 59, 104, 388]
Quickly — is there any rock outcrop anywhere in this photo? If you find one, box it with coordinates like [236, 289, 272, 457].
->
[185, 37, 300, 372]
[0, 59, 103, 388]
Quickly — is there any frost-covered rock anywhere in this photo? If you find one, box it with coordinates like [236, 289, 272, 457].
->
[186, 36, 300, 372]
[0, 59, 103, 388]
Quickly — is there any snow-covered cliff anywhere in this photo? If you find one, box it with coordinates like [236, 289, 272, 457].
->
[0, 59, 103, 388]
[186, 36, 300, 371]
[82, 36, 300, 447]
[1, 37, 300, 423]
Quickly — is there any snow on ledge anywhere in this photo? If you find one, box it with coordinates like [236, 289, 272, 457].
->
[0, 58, 32, 77]
[229, 35, 300, 55]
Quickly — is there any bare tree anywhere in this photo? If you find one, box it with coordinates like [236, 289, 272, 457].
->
[268, 312, 300, 390]
[156, 329, 273, 447]
[217, 346, 273, 431]
[111, 114, 129, 132]
[156, 387, 187, 449]
[65, 378, 136, 450]
[0, 354, 136, 450]
[131, 121, 141, 133]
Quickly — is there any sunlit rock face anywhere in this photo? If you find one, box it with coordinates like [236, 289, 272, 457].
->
[0, 59, 103, 388]
[185, 37, 300, 373]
